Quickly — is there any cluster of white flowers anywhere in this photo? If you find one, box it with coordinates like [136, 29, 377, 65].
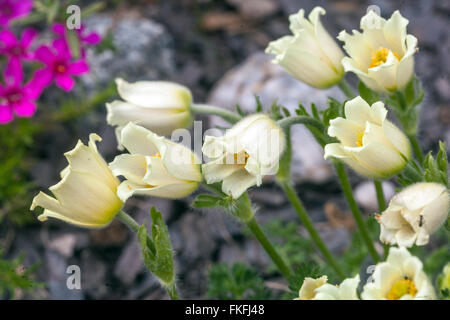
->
[29, 6, 448, 300]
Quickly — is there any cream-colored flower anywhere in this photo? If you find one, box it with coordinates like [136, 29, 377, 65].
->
[296, 276, 328, 300]
[106, 78, 193, 147]
[338, 10, 418, 93]
[362, 247, 436, 300]
[30, 134, 123, 228]
[377, 183, 449, 247]
[295, 275, 360, 300]
[324, 96, 411, 179]
[110, 122, 202, 202]
[296, 275, 360, 300]
[202, 114, 285, 199]
[265, 6, 345, 89]
[438, 263, 450, 296]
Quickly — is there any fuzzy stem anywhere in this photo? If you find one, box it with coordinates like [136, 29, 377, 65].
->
[407, 134, 424, 164]
[374, 180, 390, 258]
[278, 180, 346, 280]
[191, 103, 242, 124]
[334, 162, 380, 263]
[337, 79, 355, 99]
[246, 216, 292, 280]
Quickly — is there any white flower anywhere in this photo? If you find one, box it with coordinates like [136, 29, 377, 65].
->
[377, 183, 449, 247]
[265, 6, 345, 89]
[338, 10, 418, 93]
[109, 122, 202, 202]
[106, 78, 193, 148]
[30, 134, 123, 228]
[324, 96, 411, 179]
[362, 247, 436, 300]
[202, 114, 285, 199]
[295, 275, 360, 300]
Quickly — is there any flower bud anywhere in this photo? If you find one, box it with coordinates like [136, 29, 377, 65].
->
[377, 182, 449, 247]
[202, 114, 286, 199]
[109, 122, 202, 202]
[265, 6, 345, 89]
[324, 96, 411, 179]
[338, 10, 417, 93]
[106, 78, 193, 147]
[30, 134, 123, 228]
[362, 247, 436, 300]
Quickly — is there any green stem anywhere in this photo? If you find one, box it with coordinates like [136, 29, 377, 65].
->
[246, 217, 292, 280]
[191, 103, 242, 124]
[116, 210, 140, 233]
[165, 283, 180, 300]
[373, 181, 387, 212]
[116, 210, 179, 300]
[278, 180, 345, 280]
[374, 180, 390, 259]
[407, 134, 424, 164]
[277, 116, 326, 133]
[334, 162, 380, 263]
[337, 79, 355, 99]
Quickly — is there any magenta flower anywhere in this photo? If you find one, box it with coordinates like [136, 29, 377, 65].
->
[0, 60, 44, 124]
[34, 39, 89, 92]
[0, 28, 38, 62]
[52, 23, 101, 46]
[0, 0, 33, 27]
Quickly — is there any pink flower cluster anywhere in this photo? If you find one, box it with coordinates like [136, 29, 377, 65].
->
[0, 0, 101, 124]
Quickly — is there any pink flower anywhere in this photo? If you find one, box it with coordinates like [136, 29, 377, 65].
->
[0, 28, 38, 62]
[0, 0, 33, 27]
[0, 60, 43, 124]
[34, 39, 89, 92]
[52, 23, 101, 57]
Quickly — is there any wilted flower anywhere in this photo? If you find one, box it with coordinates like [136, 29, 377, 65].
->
[362, 247, 435, 300]
[377, 183, 449, 247]
[0, 60, 44, 123]
[34, 39, 89, 91]
[202, 114, 286, 199]
[0, 28, 38, 62]
[106, 78, 193, 148]
[338, 10, 417, 93]
[265, 6, 345, 89]
[0, 0, 33, 27]
[109, 122, 202, 202]
[31, 134, 123, 228]
[324, 96, 411, 179]
[295, 275, 360, 300]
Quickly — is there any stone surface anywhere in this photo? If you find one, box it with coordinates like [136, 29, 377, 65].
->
[354, 181, 396, 213]
[207, 52, 344, 183]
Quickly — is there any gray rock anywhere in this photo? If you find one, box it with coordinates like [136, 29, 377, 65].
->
[227, 0, 279, 19]
[82, 13, 175, 89]
[80, 250, 107, 298]
[114, 239, 143, 286]
[354, 181, 395, 213]
[207, 52, 344, 183]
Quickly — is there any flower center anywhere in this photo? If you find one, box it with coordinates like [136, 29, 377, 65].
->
[10, 45, 24, 57]
[53, 61, 68, 74]
[356, 131, 364, 147]
[386, 277, 417, 300]
[0, 4, 13, 16]
[233, 152, 249, 167]
[369, 47, 400, 68]
[5, 88, 23, 104]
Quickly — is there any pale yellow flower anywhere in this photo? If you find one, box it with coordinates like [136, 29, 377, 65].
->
[30, 134, 123, 228]
[266, 6, 345, 89]
[338, 10, 418, 93]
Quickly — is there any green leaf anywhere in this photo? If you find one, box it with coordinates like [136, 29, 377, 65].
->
[138, 207, 175, 286]
[255, 95, 263, 113]
[67, 29, 81, 59]
[236, 104, 246, 117]
[207, 263, 272, 300]
[192, 194, 225, 208]
[286, 262, 323, 299]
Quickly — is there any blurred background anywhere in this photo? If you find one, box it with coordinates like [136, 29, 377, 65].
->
[0, 0, 449, 299]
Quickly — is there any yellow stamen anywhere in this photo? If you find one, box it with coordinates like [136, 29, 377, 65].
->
[369, 47, 400, 68]
[386, 278, 417, 300]
[153, 153, 161, 158]
[233, 152, 249, 167]
[356, 131, 364, 147]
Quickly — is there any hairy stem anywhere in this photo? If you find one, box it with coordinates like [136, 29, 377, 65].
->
[191, 103, 242, 124]
[337, 79, 356, 99]
[278, 180, 346, 280]
[334, 162, 380, 263]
